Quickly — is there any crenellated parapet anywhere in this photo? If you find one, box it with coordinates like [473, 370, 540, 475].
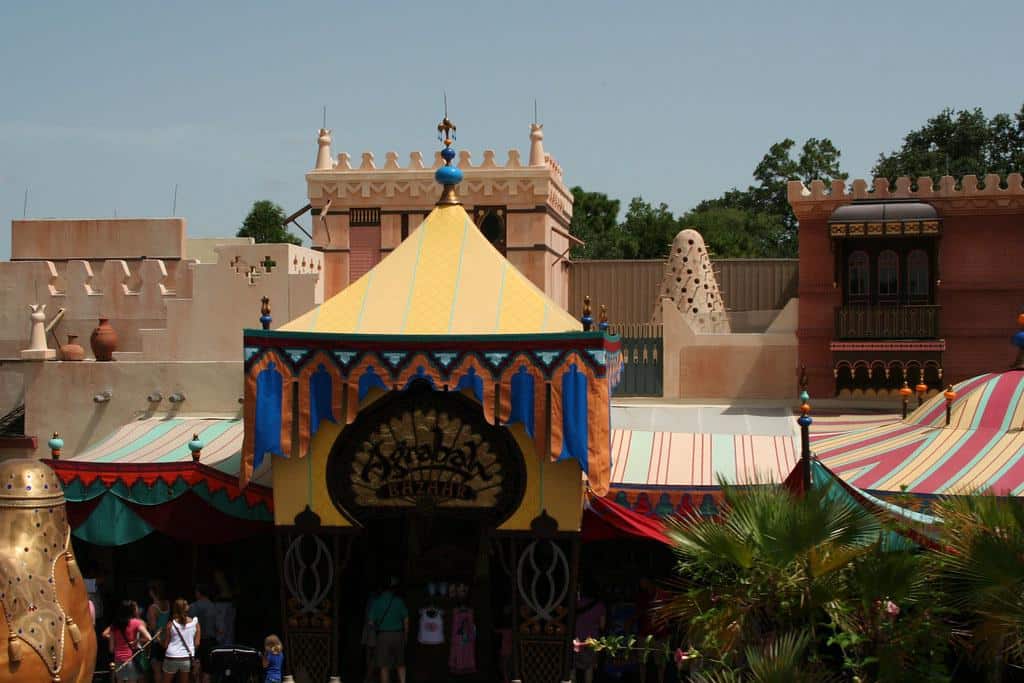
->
[788, 173, 1024, 220]
[0, 243, 322, 362]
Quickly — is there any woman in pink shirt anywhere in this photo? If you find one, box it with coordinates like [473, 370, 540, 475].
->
[103, 600, 153, 682]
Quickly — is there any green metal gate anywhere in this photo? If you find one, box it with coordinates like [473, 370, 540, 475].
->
[613, 323, 663, 397]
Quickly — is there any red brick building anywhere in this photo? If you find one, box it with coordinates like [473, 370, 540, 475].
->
[790, 174, 1024, 398]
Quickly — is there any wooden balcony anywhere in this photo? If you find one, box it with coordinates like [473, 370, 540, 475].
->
[834, 305, 941, 340]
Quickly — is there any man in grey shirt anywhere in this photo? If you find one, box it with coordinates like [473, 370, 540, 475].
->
[189, 584, 219, 682]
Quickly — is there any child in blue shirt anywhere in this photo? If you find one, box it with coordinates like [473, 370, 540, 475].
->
[262, 634, 284, 683]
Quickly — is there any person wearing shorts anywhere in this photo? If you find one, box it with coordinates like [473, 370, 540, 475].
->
[162, 598, 200, 683]
[368, 578, 408, 683]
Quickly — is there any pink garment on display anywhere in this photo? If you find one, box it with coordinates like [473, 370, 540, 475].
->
[448, 607, 477, 674]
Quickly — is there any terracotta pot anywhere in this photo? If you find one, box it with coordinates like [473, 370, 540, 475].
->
[89, 318, 118, 361]
[59, 334, 85, 362]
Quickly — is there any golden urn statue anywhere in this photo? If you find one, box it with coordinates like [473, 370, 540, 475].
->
[0, 459, 95, 682]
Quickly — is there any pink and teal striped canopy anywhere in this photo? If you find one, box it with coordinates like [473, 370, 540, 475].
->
[812, 370, 1024, 495]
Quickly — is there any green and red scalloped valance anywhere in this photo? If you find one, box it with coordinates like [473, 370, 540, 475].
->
[46, 460, 273, 546]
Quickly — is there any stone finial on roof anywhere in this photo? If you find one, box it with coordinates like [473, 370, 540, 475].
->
[315, 128, 333, 170]
[529, 123, 545, 167]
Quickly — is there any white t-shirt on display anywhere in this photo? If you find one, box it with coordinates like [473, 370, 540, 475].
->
[418, 608, 444, 645]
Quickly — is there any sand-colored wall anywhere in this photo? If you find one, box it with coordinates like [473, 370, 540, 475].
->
[19, 360, 242, 458]
[12, 218, 186, 260]
[273, 417, 583, 532]
[663, 298, 799, 400]
[0, 240, 322, 362]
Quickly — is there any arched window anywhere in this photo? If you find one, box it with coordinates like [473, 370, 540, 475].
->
[907, 249, 929, 300]
[878, 250, 899, 299]
[848, 251, 869, 300]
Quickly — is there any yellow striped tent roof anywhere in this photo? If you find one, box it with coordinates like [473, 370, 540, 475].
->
[282, 204, 581, 335]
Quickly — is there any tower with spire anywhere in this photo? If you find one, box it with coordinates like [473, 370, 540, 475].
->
[305, 112, 574, 307]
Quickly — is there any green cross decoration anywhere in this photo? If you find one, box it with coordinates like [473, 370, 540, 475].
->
[261, 256, 277, 272]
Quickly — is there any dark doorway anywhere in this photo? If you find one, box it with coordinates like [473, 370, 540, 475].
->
[338, 513, 498, 683]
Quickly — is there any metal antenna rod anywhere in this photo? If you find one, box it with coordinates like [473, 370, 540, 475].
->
[443, 91, 448, 118]
[22, 188, 28, 217]
[534, 99, 537, 125]
[171, 184, 179, 216]
[322, 105, 327, 129]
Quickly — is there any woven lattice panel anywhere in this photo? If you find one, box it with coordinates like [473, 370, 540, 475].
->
[286, 630, 331, 683]
[518, 637, 567, 683]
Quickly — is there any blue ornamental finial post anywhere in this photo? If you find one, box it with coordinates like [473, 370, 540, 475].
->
[581, 296, 593, 331]
[599, 304, 609, 332]
[260, 296, 272, 330]
[798, 393, 813, 492]
[435, 103, 463, 206]
[1013, 312, 1024, 369]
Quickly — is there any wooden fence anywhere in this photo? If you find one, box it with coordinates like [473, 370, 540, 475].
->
[569, 258, 798, 323]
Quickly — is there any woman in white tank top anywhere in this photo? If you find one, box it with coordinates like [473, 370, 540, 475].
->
[161, 598, 202, 682]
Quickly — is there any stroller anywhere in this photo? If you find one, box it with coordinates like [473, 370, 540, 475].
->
[207, 646, 263, 683]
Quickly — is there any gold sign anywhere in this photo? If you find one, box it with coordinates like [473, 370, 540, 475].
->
[328, 380, 525, 523]
[352, 408, 502, 508]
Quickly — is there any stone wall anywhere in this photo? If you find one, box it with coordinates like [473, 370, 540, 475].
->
[20, 360, 243, 458]
[0, 240, 322, 363]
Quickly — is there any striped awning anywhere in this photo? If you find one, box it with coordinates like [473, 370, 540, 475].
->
[812, 369, 1024, 495]
[610, 429, 799, 489]
[73, 417, 243, 475]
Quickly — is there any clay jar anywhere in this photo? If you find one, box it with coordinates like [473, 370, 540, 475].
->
[59, 335, 85, 361]
[89, 319, 118, 361]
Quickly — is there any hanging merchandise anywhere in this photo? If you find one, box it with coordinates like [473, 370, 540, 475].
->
[418, 607, 445, 645]
[448, 607, 477, 674]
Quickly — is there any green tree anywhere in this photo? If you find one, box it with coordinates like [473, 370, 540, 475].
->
[238, 200, 302, 245]
[680, 206, 789, 259]
[618, 197, 681, 259]
[568, 187, 624, 259]
[873, 105, 1024, 185]
[694, 137, 846, 257]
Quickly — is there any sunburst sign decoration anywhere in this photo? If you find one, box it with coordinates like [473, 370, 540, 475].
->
[328, 380, 526, 525]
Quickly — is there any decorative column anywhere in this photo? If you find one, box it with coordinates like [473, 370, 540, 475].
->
[21, 305, 55, 360]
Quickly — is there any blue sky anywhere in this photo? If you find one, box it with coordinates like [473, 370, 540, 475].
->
[2, 1, 1022, 259]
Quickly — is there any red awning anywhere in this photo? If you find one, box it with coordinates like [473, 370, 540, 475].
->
[582, 493, 671, 545]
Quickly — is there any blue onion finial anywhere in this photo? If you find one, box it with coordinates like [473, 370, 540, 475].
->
[260, 296, 272, 330]
[48, 432, 64, 459]
[435, 99, 462, 205]
[188, 433, 205, 462]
